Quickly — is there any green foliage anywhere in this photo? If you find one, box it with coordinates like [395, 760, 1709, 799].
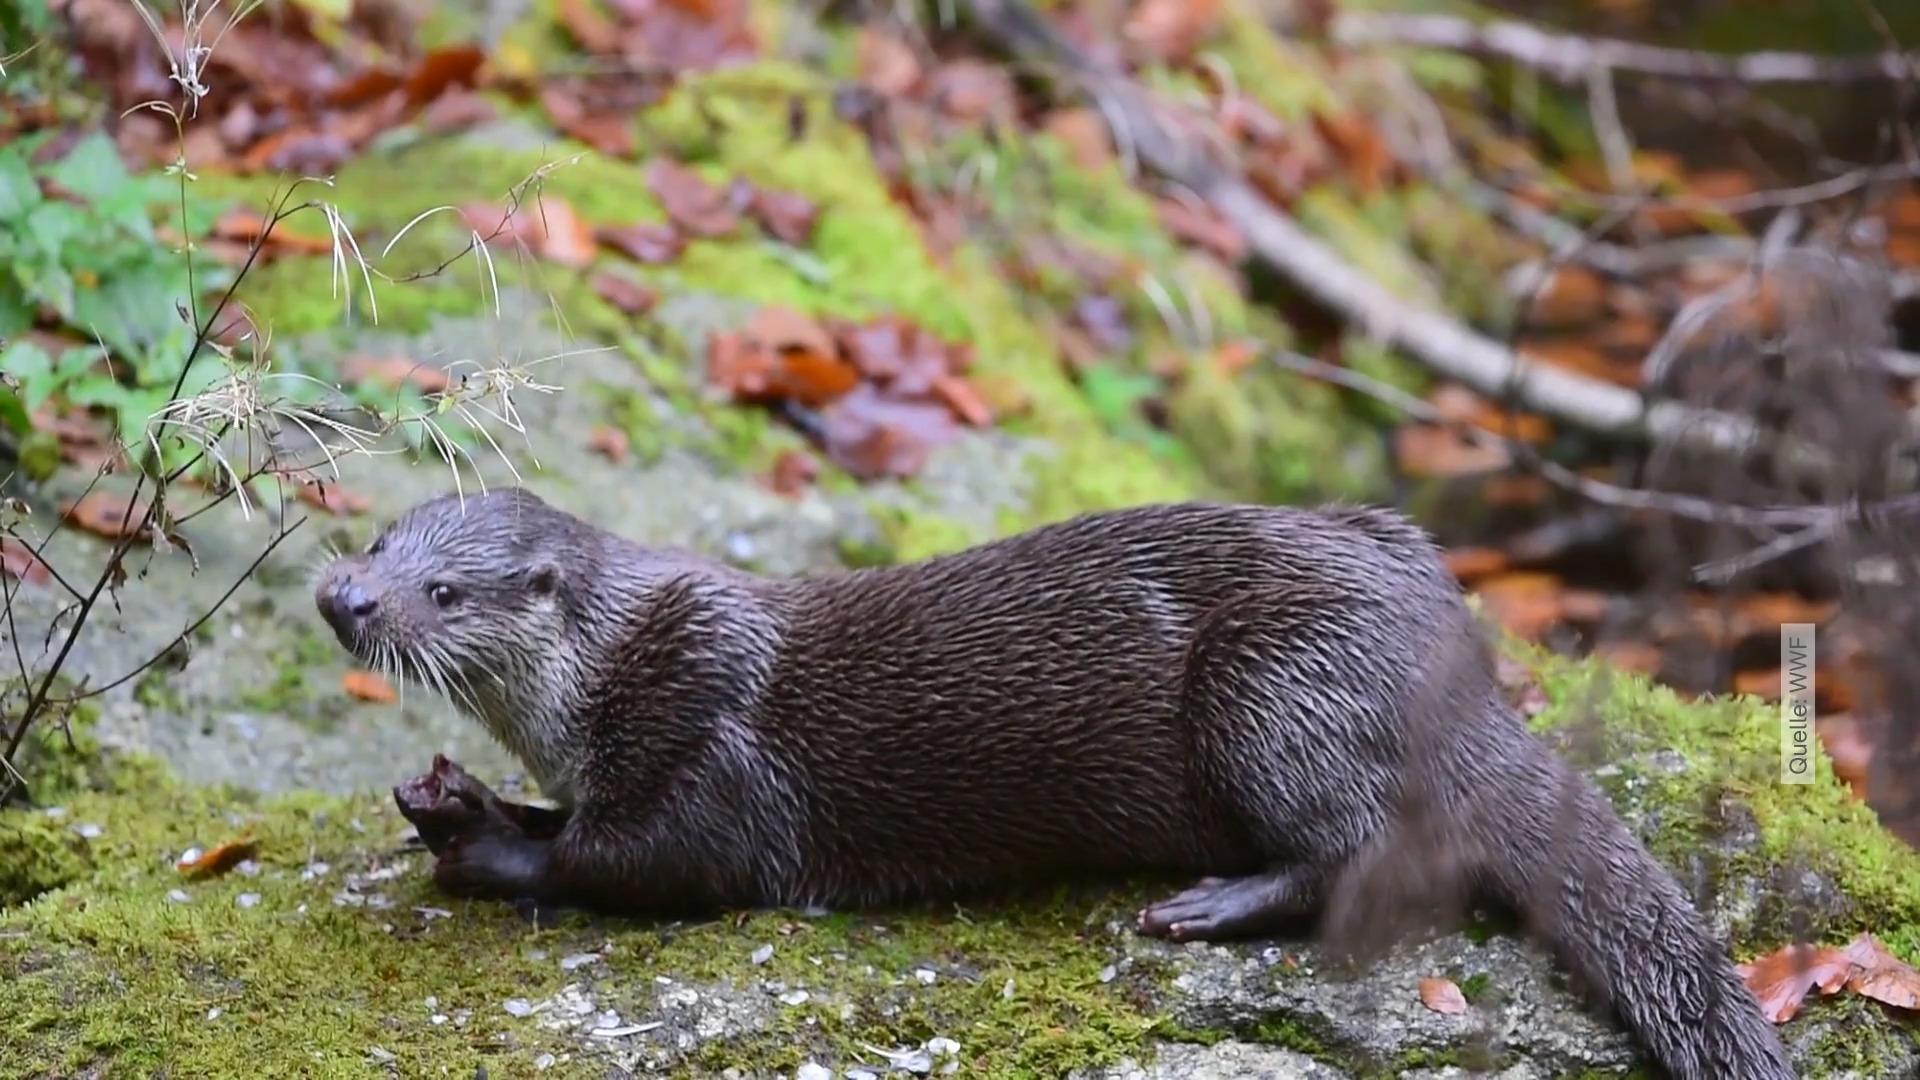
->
[0, 130, 230, 447]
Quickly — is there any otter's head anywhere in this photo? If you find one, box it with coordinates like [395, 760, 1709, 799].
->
[314, 486, 603, 736]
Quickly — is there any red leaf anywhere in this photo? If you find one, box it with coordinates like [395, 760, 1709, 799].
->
[931, 374, 992, 427]
[588, 426, 631, 463]
[749, 187, 819, 246]
[648, 158, 740, 238]
[593, 272, 660, 315]
[177, 839, 258, 878]
[1737, 943, 1855, 1023]
[820, 384, 958, 480]
[597, 222, 686, 264]
[1, 538, 51, 586]
[555, 0, 623, 54]
[342, 670, 398, 703]
[401, 45, 486, 108]
[766, 449, 818, 497]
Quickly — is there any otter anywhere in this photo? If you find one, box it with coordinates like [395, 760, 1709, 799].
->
[315, 487, 1791, 1079]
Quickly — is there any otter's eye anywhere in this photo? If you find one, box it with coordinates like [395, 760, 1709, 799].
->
[428, 583, 459, 608]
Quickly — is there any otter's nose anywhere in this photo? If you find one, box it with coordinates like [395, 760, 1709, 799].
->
[318, 576, 378, 639]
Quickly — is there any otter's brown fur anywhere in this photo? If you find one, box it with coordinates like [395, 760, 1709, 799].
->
[316, 489, 1791, 1079]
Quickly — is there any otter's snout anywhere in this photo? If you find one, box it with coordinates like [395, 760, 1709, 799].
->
[316, 569, 379, 645]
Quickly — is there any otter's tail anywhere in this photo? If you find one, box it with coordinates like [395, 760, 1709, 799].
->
[1477, 737, 1794, 1079]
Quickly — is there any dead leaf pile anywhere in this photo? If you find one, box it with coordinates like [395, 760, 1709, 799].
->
[58, 0, 492, 174]
[709, 308, 990, 480]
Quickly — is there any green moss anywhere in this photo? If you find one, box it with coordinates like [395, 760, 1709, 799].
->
[0, 813, 89, 906]
[1522, 645, 1920, 962]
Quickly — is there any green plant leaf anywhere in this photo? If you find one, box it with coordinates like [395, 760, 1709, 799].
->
[0, 146, 39, 221]
[0, 385, 27, 436]
[46, 132, 131, 206]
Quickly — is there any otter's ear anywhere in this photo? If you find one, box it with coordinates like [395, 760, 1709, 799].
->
[528, 563, 560, 596]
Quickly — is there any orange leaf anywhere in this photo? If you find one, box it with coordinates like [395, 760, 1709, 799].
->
[767, 449, 819, 497]
[775, 351, 861, 408]
[555, 0, 623, 54]
[1444, 547, 1508, 582]
[1418, 976, 1468, 1015]
[1524, 266, 1606, 329]
[1817, 714, 1872, 798]
[61, 493, 151, 543]
[401, 45, 485, 108]
[1472, 572, 1564, 641]
[1394, 424, 1510, 478]
[525, 196, 596, 267]
[1737, 943, 1855, 1023]
[342, 670, 398, 703]
[212, 207, 334, 256]
[177, 839, 258, 878]
[593, 272, 660, 316]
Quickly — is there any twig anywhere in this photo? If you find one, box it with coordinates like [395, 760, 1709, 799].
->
[1330, 12, 1920, 85]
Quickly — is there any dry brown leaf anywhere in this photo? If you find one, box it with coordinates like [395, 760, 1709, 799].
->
[1524, 266, 1606, 329]
[525, 196, 596, 267]
[588, 426, 630, 463]
[597, 222, 686, 264]
[767, 449, 819, 497]
[857, 27, 921, 96]
[1738, 943, 1855, 1023]
[749, 187, 819, 247]
[1817, 713, 1872, 798]
[1394, 424, 1510, 478]
[1124, 0, 1224, 63]
[593, 272, 660, 316]
[821, 384, 958, 480]
[1845, 934, 1920, 1011]
[295, 482, 371, 516]
[555, 0, 623, 54]
[931, 374, 992, 427]
[61, 493, 151, 543]
[1443, 546, 1508, 582]
[212, 207, 336, 256]
[1418, 976, 1469, 1015]
[342, 670, 398, 703]
[341, 355, 452, 395]
[1472, 572, 1564, 641]
[1593, 640, 1663, 676]
[648, 158, 740, 238]
[401, 44, 485, 107]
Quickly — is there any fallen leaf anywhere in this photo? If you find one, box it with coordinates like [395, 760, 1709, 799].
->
[1312, 110, 1394, 194]
[1, 538, 51, 586]
[1124, 0, 1223, 63]
[1738, 943, 1855, 1023]
[1471, 572, 1563, 641]
[648, 158, 740, 238]
[767, 449, 818, 497]
[930, 60, 1016, 125]
[745, 307, 838, 363]
[177, 839, 258, 878]
[421, 88, 497, 133]
[749, 187, 819, 246]
[295, 482, 371, 516]
[1394, 424, 1510, 478]
[931, 374, 992, 427]
[1523, 266, 1606, 329]
[1817, 713, 1872, 798]
[524, 197, 596, 267]
[820, 384, 958, 480]
[540, 86, 635, 158]
[1593, 640, 1663, 675]
[212, 207, 336, 256]
[555, 0, 623, 54]
[1444, 547, 1509, 582]
[597, 222, 686, 264]
[857, 27, 921, 97]
[1418, 976, 1469, 1015]
[401, 44, 485, 107]
[341, 355, 452, 395]
[1842, 934, 1920, 1010]
[61, 493, 151, 543]
[342, 670, 398, 704]
[776, 352, 861, 408]
[588, 426, 630, 463]
[593, 272, 660, 316]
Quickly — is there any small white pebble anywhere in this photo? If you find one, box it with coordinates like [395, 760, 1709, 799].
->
[166, 889, 191, 904]
[235, 859, 261, 877]
[206, 1008, 223, 1021]
[430, 1015, 448, 1026]
[73, 823, 103, 840]
[847, 1070, 879, 1080]
[928, 1037, 960, 1057]
[503, 998, 533, 1018]
[177, 847, 204, 867]
[794, 1064, 831, 1080]
[42, 806, 67, 820]
[236, 893, 261, 910]
[778, 990, 810, 1006]
[560, 952, 599, 971]
[525, 949, 548, 962]
[533, 1053, 556, 1071]
[751, 944, 775, 966]
[367, 1046, 396, 1065]
[1098, 965, 1117, 984]
[1001, 978, 1015, 1000]
[913, 968, 937, 985]
[424, 997, 438, 1010]
[300, 861, 330, 881]
[414, 906, 453, 921]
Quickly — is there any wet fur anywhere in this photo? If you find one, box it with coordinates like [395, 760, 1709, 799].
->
[317, 488, 1791, 1079]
